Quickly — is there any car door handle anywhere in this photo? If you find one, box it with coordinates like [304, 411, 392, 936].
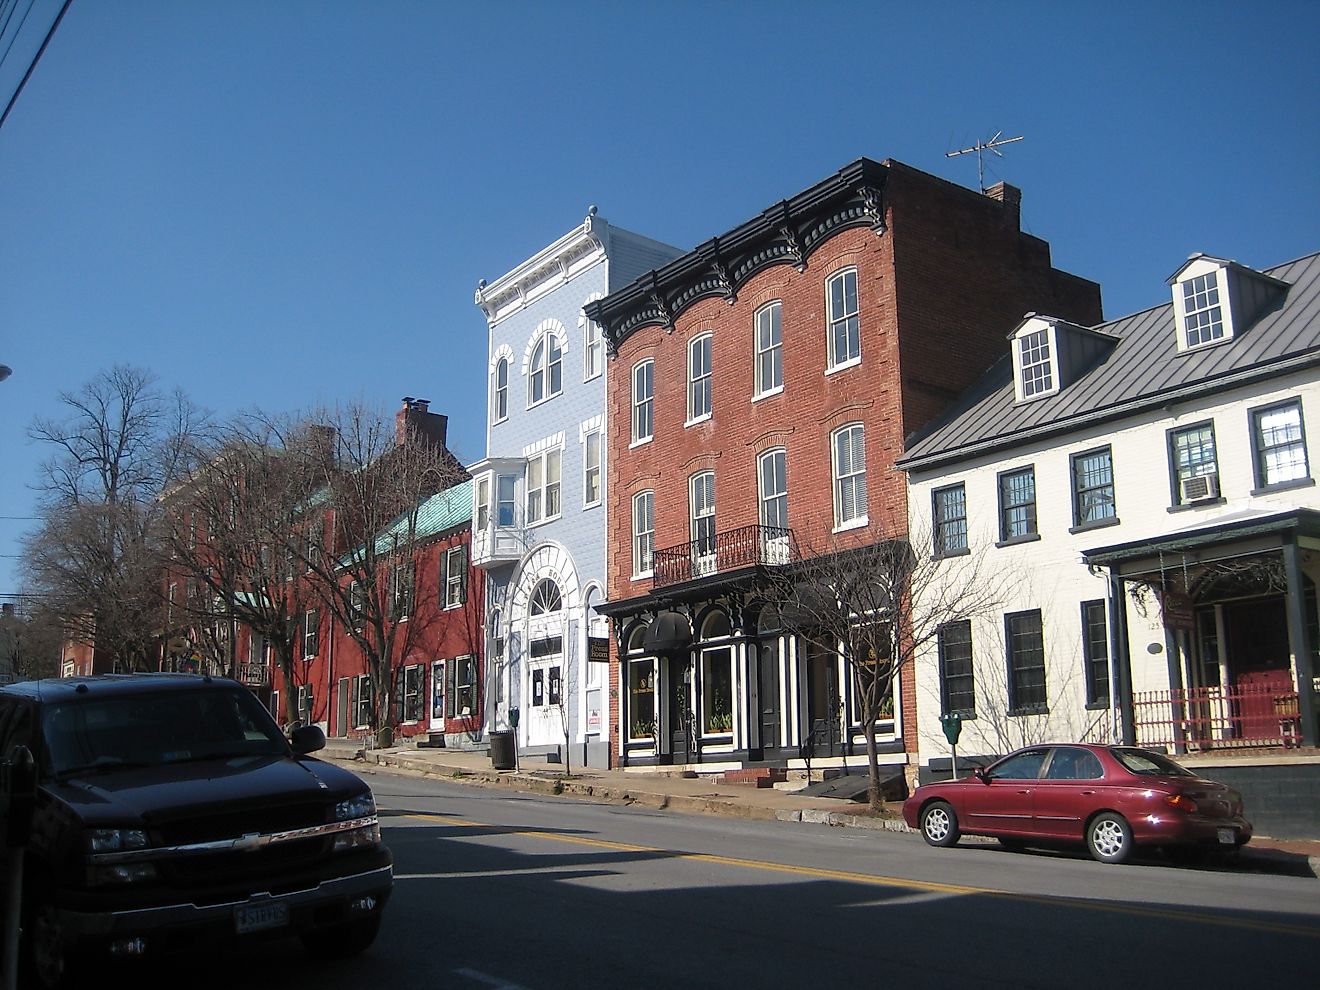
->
[1080, 791, 1094, 796]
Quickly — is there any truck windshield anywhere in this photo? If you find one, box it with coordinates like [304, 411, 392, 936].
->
[40, 687, 289, 777]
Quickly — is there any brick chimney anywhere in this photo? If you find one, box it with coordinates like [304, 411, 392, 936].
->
[396, 397, 448, 449]
[985, 181, 1022, 229]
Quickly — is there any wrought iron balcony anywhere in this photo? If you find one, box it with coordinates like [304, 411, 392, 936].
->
[652, 524, 794, 588]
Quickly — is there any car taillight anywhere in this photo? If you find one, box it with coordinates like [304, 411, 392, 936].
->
[1164, 792, 1198, 814]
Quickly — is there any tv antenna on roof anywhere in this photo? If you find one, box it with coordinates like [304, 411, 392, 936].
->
[946, 131, 1024, 193]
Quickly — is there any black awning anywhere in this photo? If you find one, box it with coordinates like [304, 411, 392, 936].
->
[643, 610, 692, 654]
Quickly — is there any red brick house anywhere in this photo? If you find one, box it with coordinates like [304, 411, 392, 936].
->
[587, 158, 1102, 773]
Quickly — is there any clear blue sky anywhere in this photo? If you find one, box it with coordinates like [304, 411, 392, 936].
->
[2, 0, 1318, 599]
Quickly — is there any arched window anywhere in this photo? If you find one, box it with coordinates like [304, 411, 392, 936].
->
[528, 333, 563, 406]
[632, 360, 654, 443]
[493, 357, 509, 422]
[687, 333, 713, 422]
[626, 624, 656, 741]
[530, 578, 563, 616]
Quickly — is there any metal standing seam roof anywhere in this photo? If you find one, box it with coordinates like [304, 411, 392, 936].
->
[350, 479, 473, 562]
[898, 252, 1320, 471]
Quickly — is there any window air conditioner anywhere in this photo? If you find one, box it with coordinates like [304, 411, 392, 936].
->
[1180, 473, 1220, 502]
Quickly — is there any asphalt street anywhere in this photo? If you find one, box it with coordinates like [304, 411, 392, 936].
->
[111, 769, 1320, 989]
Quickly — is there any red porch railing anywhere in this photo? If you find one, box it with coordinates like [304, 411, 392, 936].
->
[1133, 683, 1302, 751]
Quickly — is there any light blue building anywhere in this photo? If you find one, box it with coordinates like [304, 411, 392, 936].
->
[471, 209, 682, 766]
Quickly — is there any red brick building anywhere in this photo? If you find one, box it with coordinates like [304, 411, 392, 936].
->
[588, 158, 1102, 772]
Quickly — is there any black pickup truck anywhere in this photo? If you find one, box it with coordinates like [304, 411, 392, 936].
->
[0, 674, 392, 988]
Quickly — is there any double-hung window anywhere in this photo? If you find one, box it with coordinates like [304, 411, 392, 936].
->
[1006, 609, 1047, 714]
[688, 333, 712, 423]
[352, 675, 372, 729]
[583, 429, 602, 507]
[443, 545, 466, 608]
[826, 268, 860, 369]
[758, 448, 789, 564]
[528, 333, 563, 406]
[302, 609, 319, 659]
[1252, 400, 1309, 488]
[998, 467, 1037, 542]
[493, 358, 508, 423]
[690, 471, 716, 574]
[632, 491, 654, 578]
[452, 656, 476, 716]
[1169, 422, 1219, 504]
[1071, 446, 1115, 527]
[1081, 600, 1109, 707]
[389, 564, 414, 620]
[632, 360, 654, 443]
[754, 302, 782, 396]
[831, 423, 867, 529]
[526, 448, 562, 525]
[1181, 272, 1225, 347]
[938, 620, 975, 717]
[496, 475, 516, 527]
[401, 664, 424, 723]
[584, 317, 603, 381]
[933, 484, 968, 556]
[475, 477, 491, 531]
[1017, 330, 1054, 398]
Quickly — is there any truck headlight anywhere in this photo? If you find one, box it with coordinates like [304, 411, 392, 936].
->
[335, 793, 376, 821]
[87, 828, 149, 853]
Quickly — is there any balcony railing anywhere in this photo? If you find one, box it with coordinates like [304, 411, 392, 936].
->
[652, 524, 794, 588]
[1133, 683, 1302, 751]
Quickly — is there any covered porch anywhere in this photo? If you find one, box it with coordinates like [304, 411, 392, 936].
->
[1086, 508, 1320, 752]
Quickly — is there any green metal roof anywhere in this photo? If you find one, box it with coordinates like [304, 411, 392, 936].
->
[363, 479, 472, 558]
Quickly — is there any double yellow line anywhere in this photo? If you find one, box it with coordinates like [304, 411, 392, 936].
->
[405, 813, 1320, 940]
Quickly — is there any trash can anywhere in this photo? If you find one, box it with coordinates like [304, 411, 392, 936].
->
[489, 730, 516, 770]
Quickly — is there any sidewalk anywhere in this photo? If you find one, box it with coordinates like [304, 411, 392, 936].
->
[321, 739, 1320, 879]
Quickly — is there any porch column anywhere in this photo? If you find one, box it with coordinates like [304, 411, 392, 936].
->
[1164, 624, 1186, 755]
[1281, 539, 1318, 747]
[1107, 570, 1135, 745]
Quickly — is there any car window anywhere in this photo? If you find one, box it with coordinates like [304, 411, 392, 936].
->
[1113, 748, 1195, 777]
[41, 688, 289, 776]
[990, 749, 1048, 780]
[1044, 747, 1104, 780]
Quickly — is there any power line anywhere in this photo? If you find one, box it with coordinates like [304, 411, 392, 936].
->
[0, 0, 35, 80]
[0, 0, 73, 135]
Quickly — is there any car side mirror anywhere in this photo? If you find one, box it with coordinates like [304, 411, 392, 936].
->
[290, 724, 326, 756]
[973, 767, 991, 785]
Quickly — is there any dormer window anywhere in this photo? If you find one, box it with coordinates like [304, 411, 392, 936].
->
[1010, 318, 1060, 402]
[1180, 271, 1225, 347]
[1018, 330, 1054, 398]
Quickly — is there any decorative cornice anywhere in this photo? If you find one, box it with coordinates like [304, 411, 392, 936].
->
[475, 208, 609, 328]
[589, 159, 890, 355]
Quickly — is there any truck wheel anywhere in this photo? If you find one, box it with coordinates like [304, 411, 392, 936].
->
[300, 915, 382, 959]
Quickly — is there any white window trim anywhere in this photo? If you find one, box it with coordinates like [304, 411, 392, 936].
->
[493, 357, 510, 424]
[686, 332, 714, 426]
[632, 490, 655, 579]
[582, 424, 603, 510]
[825, 267, 861, 371]
[1172, 262, 1233, 352]
[525, 446, 564, 528]
[443, 545, 466, 609]
[632, 359, 654, 445]
[581, 292, 605, 382]
[831, 422, 868, 530]
[754, 301, 784, 399]
[1011, 323, 1060, 402]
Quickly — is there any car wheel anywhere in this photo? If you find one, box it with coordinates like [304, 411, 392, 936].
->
[919, 801, 960, 848]
[997, 837, 1027, 853]
[1087, 812, 1133, 864]
[300, 915, 382, 959]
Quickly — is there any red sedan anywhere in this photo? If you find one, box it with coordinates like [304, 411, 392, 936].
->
[901, 743, 1252, 864]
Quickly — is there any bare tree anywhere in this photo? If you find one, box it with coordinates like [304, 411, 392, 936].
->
[296, 402, 468, 739]
[763, 526, 1008, 811]
[23, 366, 205, 670]
[0, 603, 63, 680]
[160, 415, 328, 725]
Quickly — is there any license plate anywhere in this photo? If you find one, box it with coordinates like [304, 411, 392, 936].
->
[235, 901, 289, 934]
[1217, 828, 1236, 845]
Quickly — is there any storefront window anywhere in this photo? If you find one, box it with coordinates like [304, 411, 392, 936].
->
[701, 647, 733, 735]
[628, 659, 655, 740]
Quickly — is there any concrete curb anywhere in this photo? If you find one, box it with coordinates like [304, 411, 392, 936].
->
[340, 751, 1320, 878]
